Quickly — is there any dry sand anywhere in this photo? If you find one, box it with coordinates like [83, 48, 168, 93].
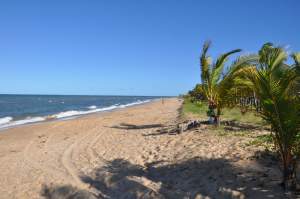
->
[0, 98, 288, 199]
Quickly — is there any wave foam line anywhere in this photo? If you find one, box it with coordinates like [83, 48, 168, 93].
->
[53, 99, 151, 119]
[0, 117, 45, 129]
[0, 117, 13, 125]
[0, 99, 152, 130]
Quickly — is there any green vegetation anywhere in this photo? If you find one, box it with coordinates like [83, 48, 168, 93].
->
[237, 43, 300, 189]
[210, 125, 252, 137]
[187, 84, 205, 102]
[221, 107, 263, 125]
[186, 41, 300, 190]
[182, 98, 207, 118]
[199, 41, 257, 125]
[247, 134, 273, 147]
[183, 97, 263, 125]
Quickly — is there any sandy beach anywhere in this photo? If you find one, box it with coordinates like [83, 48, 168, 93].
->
[0, 98, 286, 199]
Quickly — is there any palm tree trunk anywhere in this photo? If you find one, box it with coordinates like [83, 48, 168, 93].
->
[215, 115, 221, 126]
[215, 107, 221, 126]
[281, 149, 297, 191]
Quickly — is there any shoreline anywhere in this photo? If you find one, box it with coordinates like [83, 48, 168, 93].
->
[0, 98, 163, 132]
[0, 98, 285, 198]
[0, 98, 181, 199]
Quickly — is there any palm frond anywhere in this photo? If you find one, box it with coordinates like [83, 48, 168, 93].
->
[235, 43, 300, 187]
[215, 49, 242, 69]
[258, 42, 287, 71]
[292, 52, 300, 75]
[226, 54, 259, 77]
[211, 49, 242, 85]
[200, 41, 212, 85]
[291, 53, 300, 66]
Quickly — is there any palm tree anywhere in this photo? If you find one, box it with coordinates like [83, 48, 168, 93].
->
[199, 41, 256, 125]
[291, 53, 300, 95]
[237, 43, 300, 190]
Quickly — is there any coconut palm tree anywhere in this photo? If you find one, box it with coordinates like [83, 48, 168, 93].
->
[199, 41, 257, 125]
[237, 43, 300, 190]
[291, 53, 300, 95]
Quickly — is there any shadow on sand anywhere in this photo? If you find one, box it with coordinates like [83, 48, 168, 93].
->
[109, 120, 268, 137]
[110, 123, 164, 130]
[221, 120, 269, 132]
[143, 120, 264, 137]
[41, 156, 285, 199]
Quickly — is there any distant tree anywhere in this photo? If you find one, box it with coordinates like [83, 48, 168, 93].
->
[188, 84, 205, 102]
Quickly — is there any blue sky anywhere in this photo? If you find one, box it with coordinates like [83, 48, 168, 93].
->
[0, 0, 299, 96]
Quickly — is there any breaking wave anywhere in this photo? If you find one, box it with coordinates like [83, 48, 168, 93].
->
[0, 117, 45, 129]
[0, 99, 152, 130]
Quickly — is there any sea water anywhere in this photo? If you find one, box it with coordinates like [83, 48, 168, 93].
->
[0, 95, 161, 129]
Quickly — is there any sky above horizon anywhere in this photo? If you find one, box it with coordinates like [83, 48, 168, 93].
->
[0, 0, 299, 96]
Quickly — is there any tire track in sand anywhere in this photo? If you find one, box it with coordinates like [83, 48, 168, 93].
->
[85, 127, 109, 165]
[60, 125, 104, 195]
[22, 123, 65, 174]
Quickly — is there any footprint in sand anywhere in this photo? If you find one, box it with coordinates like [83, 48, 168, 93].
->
[37, 135, 48, 148]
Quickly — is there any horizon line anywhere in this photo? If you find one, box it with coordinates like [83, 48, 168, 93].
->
[0, 93, 176, 97]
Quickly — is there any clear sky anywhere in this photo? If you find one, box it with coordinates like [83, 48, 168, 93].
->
[0, 0, 299, 96]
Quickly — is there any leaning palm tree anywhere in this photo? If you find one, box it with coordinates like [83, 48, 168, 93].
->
[199, 41, 256, 125]
[237, 43, 300, 190]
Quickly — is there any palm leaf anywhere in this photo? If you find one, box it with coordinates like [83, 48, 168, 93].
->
[200, 40, 212, 85]
[211, 49, 242, 85]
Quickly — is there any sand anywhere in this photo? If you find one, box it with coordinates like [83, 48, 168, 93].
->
[0, 98, 288, 199]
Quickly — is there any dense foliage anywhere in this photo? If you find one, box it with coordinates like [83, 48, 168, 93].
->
[236, 43, 300, 189]
[194, 41, 300, 190]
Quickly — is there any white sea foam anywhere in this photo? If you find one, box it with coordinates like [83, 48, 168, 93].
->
[0, 116, 46, 129]
[0, 117, 13, 125]
[0, 99, 152, 130]
[88, 105, 97, 109]
[119, 100, 150, 108]
[53, 100, 151, 119]
[54, 111, 81, 119]
[10, 117, 45, 126]
[54, 105, 118, 119]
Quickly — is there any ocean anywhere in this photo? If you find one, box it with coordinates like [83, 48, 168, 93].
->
[0, 95, 161, 129]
